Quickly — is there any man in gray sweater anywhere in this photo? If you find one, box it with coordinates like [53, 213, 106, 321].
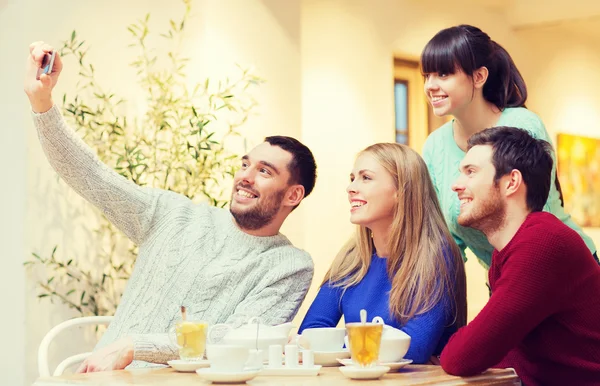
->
[25, 42, 316, 372]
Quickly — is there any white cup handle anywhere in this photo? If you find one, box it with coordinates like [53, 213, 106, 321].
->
[372, 316, 385, 325]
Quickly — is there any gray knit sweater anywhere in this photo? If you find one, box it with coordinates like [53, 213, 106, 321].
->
[33, 105, 314, 366]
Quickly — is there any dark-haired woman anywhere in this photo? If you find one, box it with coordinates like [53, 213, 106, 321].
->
[420, 24, 597, 270]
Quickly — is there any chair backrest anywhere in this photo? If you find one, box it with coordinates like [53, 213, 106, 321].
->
[38, 316, 113, 377]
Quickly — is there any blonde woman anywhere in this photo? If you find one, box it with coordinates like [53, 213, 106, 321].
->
[299, 143, 467, 364]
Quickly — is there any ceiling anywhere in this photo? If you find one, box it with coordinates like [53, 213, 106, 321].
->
[477, 0, 600, 26]
[475, 0, 600, 40]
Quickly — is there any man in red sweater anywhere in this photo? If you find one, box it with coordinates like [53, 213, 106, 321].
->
[440, 126, 600, 385]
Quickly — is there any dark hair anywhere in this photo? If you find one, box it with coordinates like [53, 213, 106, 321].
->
[420, 24, 527, 110]
[467, 126, 553, 212]
[264, 136, 317, 199]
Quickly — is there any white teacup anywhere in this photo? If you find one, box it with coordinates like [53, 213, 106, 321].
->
[298, 327, 345, 352]
[370, 316, 411, 363]
[379, 335, 411, 363]
[206, 344, 253, 372]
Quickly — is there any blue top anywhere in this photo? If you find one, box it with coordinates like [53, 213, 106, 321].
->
[298, 253, 458, 364]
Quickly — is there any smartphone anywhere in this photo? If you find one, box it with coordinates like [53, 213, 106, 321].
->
[36, 51, 56, 80]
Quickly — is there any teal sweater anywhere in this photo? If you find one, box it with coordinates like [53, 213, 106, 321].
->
[423, 107, 596, 269]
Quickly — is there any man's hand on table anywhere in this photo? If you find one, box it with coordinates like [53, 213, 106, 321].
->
[76, 337, 134, 373]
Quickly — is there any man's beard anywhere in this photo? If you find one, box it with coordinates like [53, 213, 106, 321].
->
[230, 186, 287, 231]
[458, 185, 506, 235]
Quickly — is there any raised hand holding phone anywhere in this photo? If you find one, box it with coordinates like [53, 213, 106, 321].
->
[24, 41, 63, 113]
[36, 51, 56, 80]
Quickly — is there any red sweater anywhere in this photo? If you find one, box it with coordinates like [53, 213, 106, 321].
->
[440, 212, 600, 385]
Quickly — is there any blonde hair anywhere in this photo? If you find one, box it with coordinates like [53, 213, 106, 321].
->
[323, 143, 467, 326]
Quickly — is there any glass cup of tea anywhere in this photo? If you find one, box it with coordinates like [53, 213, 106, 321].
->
[169, 320, 209, 361]
[345, 322, 383, 367]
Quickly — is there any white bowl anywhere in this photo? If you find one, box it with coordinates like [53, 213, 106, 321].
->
[379, 335, 411, 363]
[206, 344, 251, 372]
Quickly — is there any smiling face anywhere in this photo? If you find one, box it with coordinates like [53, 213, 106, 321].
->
[452, 145, 506, 233]
[423, 69, 475, 117]
[346, 153, 397, 233]
[229, 142, 294, 231]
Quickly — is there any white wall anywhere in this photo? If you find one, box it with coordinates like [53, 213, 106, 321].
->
[298, 0, 397, 324]
[517, 24, 600, 262]
[518, 26, 600, 140]
[0, 2, 27, 385]
[193, 0, 304, 243]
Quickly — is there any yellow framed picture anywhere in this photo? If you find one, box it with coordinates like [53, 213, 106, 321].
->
[556, 133, 600, 227]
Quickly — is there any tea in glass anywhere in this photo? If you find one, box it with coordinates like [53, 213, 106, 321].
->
[175, 320, 208, 360]
[346, 322, 383, 367]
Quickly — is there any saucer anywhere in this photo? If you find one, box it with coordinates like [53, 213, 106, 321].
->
[167, 359, 210, 372]
[196, 368, 260, 383]
[339, 365, 390, 380]
[261, 364, 322, 376]
[337, 358, 413, 371]
[381, 359, 413, 371]
[312, 350, 350, 366]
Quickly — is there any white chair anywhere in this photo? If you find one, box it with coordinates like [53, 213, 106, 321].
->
[38, 316, 113, 377]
